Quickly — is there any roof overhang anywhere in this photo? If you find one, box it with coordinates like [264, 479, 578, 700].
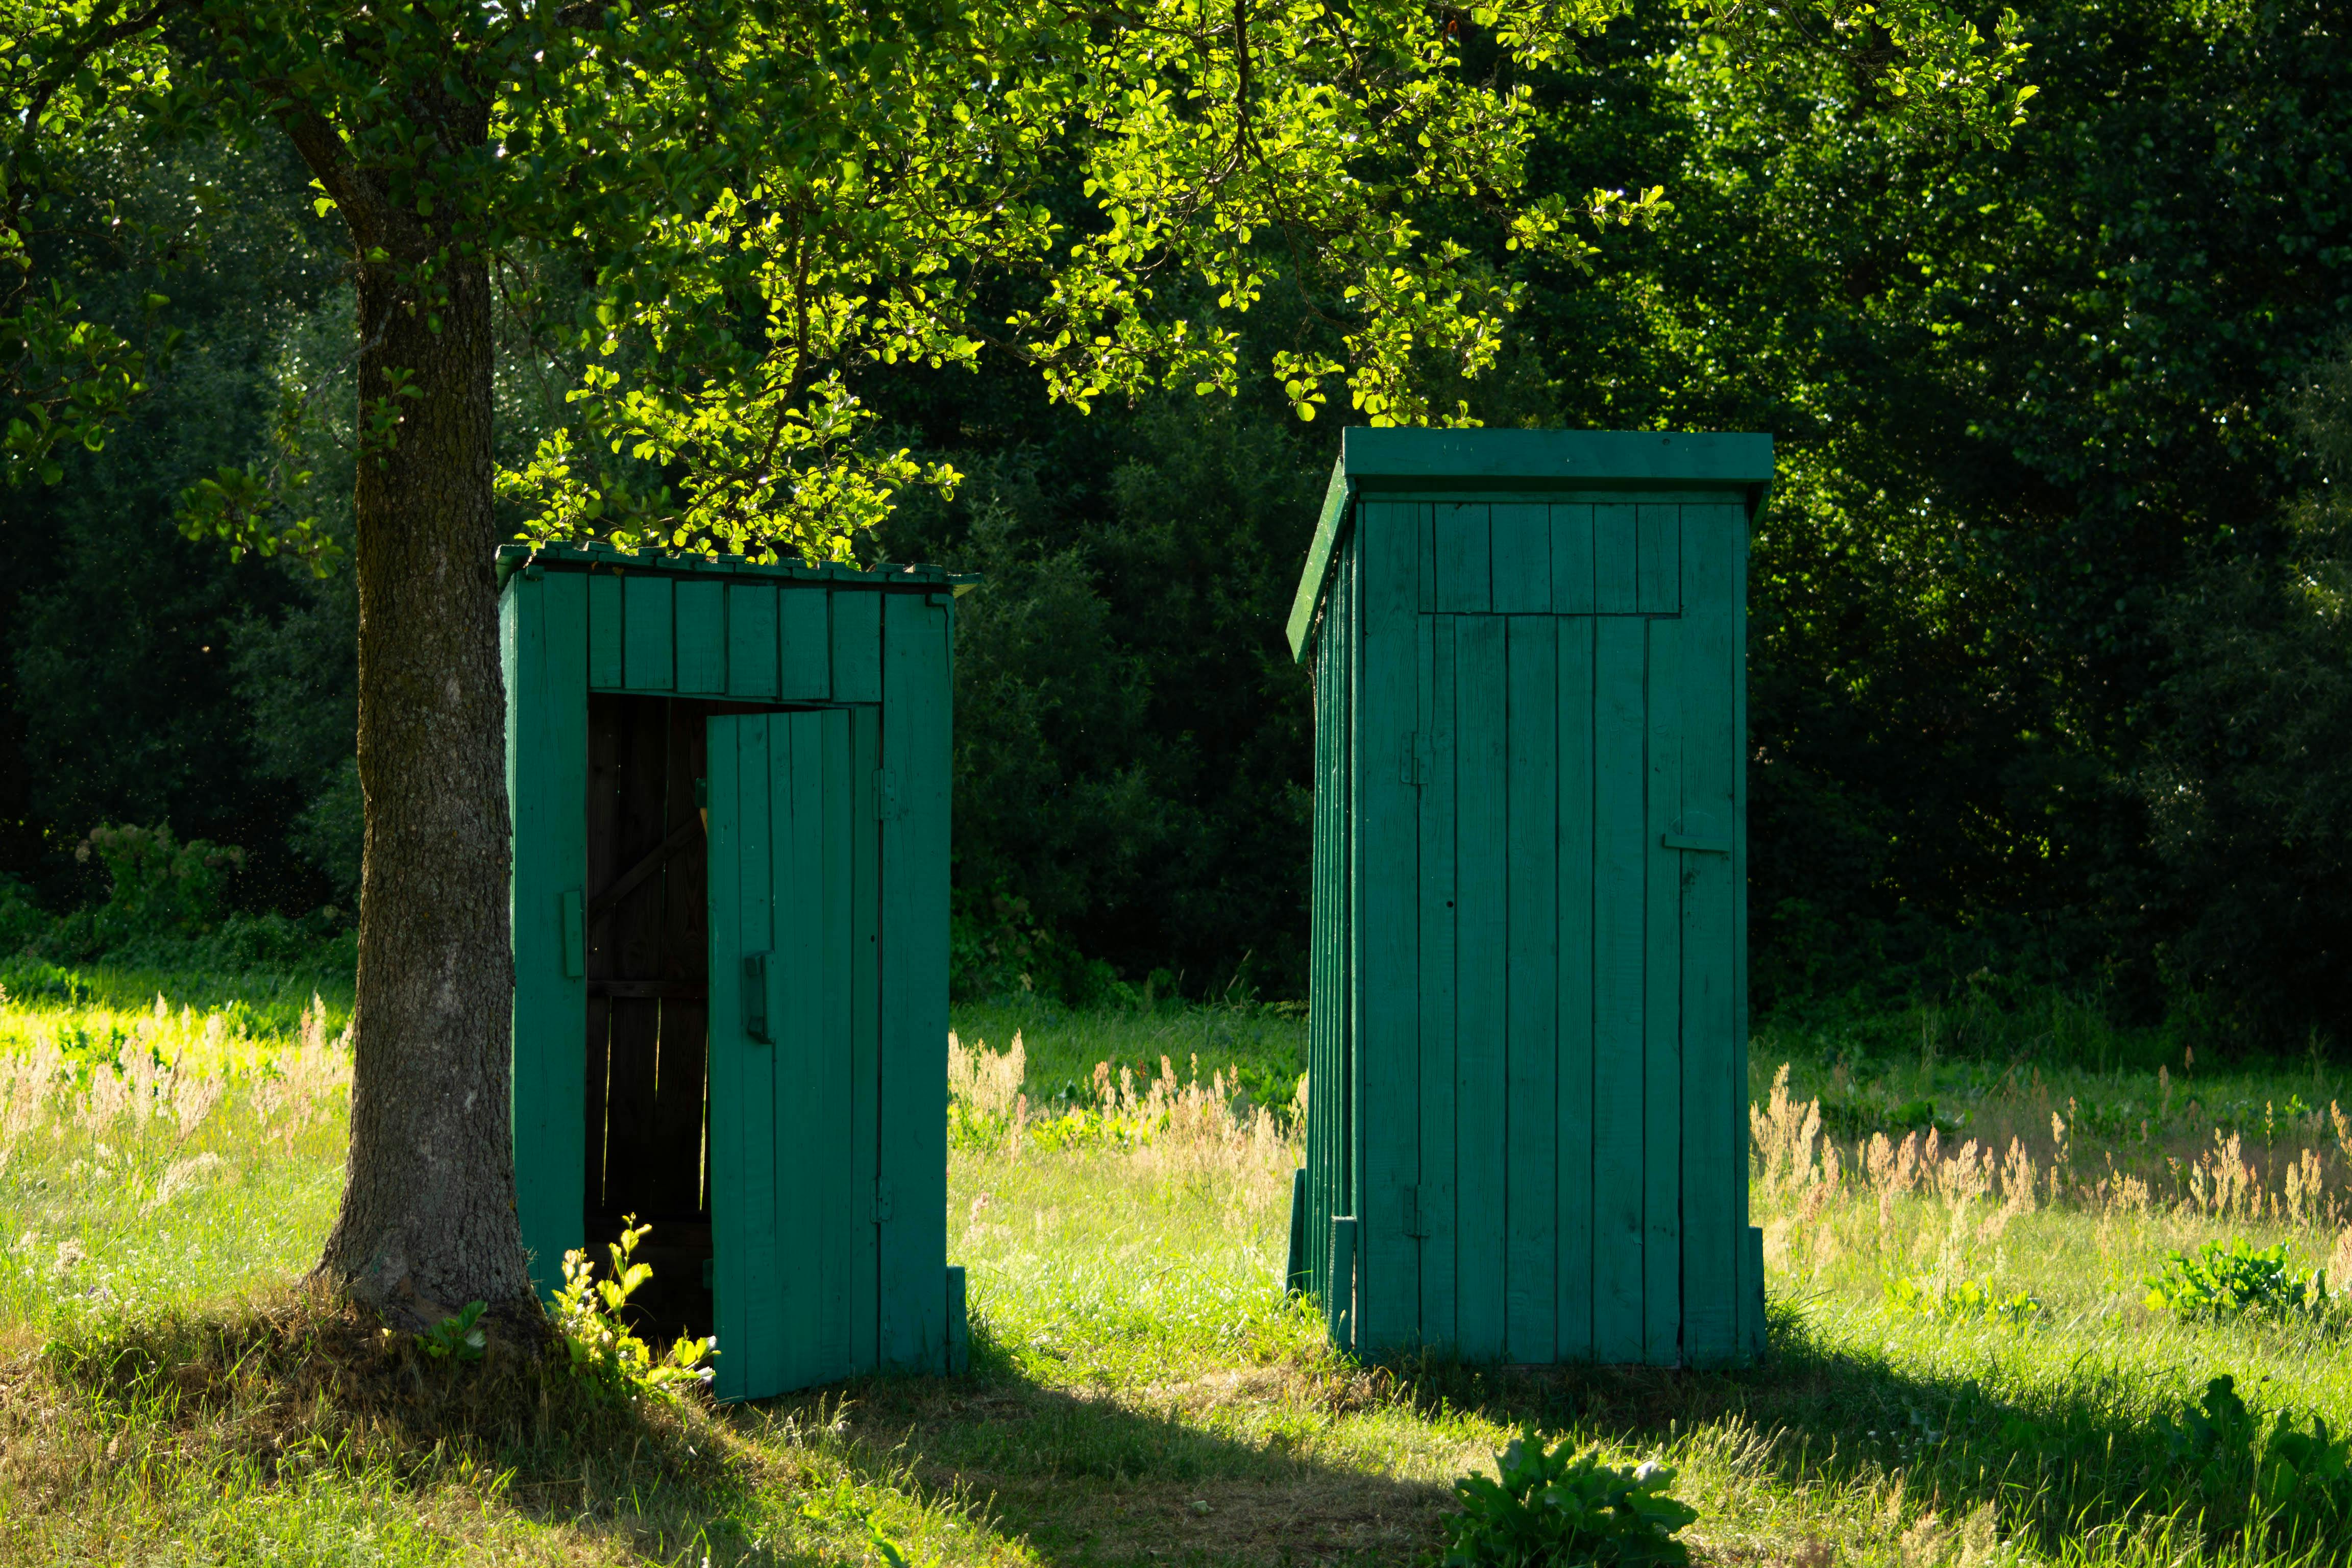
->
[1285, 427, 1774, 661]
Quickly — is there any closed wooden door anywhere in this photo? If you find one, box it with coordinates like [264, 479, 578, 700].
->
[704, 708, 876, 1401]
[1407, 499, 1744, 1367]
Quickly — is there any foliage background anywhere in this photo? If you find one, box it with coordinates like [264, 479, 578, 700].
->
[6, 0, 2352, 1045]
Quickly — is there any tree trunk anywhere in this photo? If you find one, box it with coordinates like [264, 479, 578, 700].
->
[293, 106, 535, 1326]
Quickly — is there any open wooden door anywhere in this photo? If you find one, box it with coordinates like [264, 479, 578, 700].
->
[704, 708, 868, 1401]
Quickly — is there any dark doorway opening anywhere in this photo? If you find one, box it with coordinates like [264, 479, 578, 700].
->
[583, 693, 721, 1340]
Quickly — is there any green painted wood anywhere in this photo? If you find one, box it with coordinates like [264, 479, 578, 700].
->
[880, 591, 951, 1369]
[732, 715, 787, 1399]
[817, 706, 855, 1375]
[589, 573, 624, 687]
[1643, 615, 1682, 1364]
[1307, 535, 1351, 1307]
[1636, 504, 1680, 615]
[1434, 503, 1489, 612]
[849, 705, 883, 1370]
[1556, 616, 1597, 1360]
[1453, 612, 1506, 1360]
[833, 589, 882, 704]
[1293, 431, 1763, 1368]
[1680, 504, 1740, 1364]
[1416, 610, 1457, 1348]
[1505, 615, 1558, 1363]
[1551, 505, 1594, 615]
[781, 585, 830, 700]
[1594, 505, 1637, 615]
[1591, 616, 1646, 1360]
[1287, 430, 1772, 656]
[505, 570, 589, 1299]
[771, 714, 819, 1387]
[1489, 503, 1551, 614]
[1357, 503, 1419, 1352]
[677, 580, 726, 693]
[623, 574, 674, 690]
[727, 583, 779, 699]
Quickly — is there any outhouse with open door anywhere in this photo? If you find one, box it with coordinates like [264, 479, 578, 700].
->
[1285, 428, 1772, 1367]
[498, 541, 974, 1401]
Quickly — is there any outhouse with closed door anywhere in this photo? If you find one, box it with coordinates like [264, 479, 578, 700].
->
[1286, 428, 1770, 1367]
[498, 541, 974, 1401]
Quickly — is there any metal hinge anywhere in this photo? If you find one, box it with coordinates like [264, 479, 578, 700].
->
[873, 768, 898, 821]
[873, 1179, 895, 1223]
[1402, 1185, 1430, 1238]
[1400, 732, 1432, 787]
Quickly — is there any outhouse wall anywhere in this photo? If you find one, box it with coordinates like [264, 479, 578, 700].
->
[499, 542, 970, 1399]
[1291, 430, 1770, 1368]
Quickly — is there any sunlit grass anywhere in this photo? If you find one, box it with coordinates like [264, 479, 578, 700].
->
[14, 969, 2352, 1561]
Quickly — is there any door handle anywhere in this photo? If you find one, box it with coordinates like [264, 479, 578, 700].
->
[742, 951, 773, 1043]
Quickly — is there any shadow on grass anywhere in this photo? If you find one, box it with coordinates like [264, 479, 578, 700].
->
[1344, 1300, 2345, 1563]
[14, 1284, 810, 1564]
[752, 1318, 1460, 1566]
[20, 1288, 1460, 1567]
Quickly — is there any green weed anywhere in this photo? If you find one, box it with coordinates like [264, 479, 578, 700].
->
[1441, 1437, 1698, 1566]
[2144, 1239, 2327, 1321]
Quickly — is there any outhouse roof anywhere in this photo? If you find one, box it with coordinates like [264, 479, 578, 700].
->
[1286, 427, 1773, 660]
[494, 540, 980, 594]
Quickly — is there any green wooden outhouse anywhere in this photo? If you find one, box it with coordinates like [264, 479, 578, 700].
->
[497, 541, 975, 1401]
[1286, 428, 1771, 1367]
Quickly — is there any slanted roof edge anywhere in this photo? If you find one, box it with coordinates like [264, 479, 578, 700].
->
[1285, 427, 1774, 663]
[1284, 454, 1355, 662]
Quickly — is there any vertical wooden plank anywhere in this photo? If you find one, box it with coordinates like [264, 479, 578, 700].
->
[816, 706, 855, 1378]
[1551, 505, 1595, 616]
[1643, 616, 1683, 1365]
[676, 579, 726, 693]
[728, 582, 779, 699]
[1556, 618, 1597, 1361]
[1637, 504, 1680, 615]
[848, 706, 883, 1371]
[1681, 504, 1740, 1364]
[1434, 503, 1490, 612]
[832, 589, 882, 703]
[507, 570, 589, 1300]
[1594, 505, 1637, 614]
[703, 715, 748, 1402]
[770, 714, 818, 1389]
[781, 585, 832, 700]
[1309, 543, 1350, 1305]
[1591, 617, 1646, 1360]
[880, 592, 951, 1369]
[1338, 541, 1358, 1333]
[736, 717, 785, 1399]
[1504, 615, 1558, 1364]
[1453, 613, 1507, 1361]
[623, 573, 674, 690]
[1416, 612, 1457, 1349]
[1357, 503, 1419, 1352]
[589, 573, 624, 688]
[1489, 503, 1551, 615]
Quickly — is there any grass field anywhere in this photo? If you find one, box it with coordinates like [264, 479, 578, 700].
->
[8, 962, 2352, 1564]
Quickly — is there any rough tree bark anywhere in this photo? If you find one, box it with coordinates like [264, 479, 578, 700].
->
[280, 93, 536, 1327]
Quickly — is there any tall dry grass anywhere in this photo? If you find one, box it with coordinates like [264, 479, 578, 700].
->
[1750, 1060, 2352, 1295]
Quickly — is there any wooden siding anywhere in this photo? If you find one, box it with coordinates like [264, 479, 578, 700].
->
[1410, 499, 1679, 616]
[505, 555, 959, 1403]
[1306, 492, 1753, 1366]
[576, 572, 890, 700]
